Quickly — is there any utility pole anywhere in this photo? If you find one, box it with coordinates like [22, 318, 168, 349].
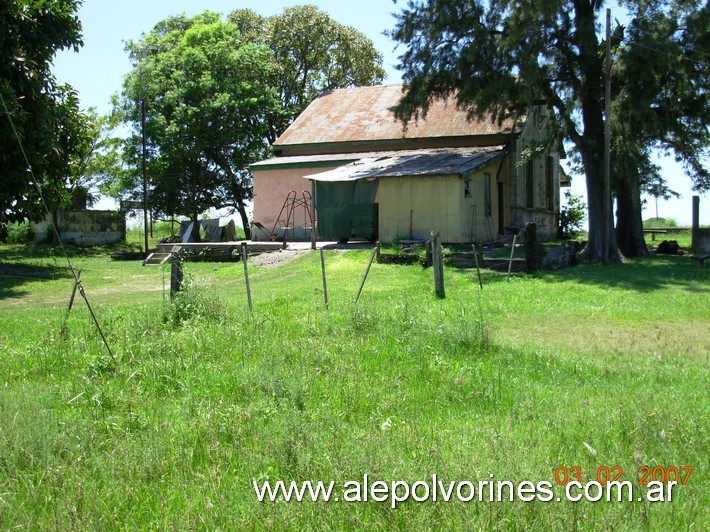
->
[603, 8, 612, 263]
[141, 97, 149, 259]
[134, 44, 155, 260]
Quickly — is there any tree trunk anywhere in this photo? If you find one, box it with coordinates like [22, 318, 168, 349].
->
[580, 164, 623, 263]
[190, 212, 201, 242]
[615, 174, 648, 257]
[575, 136, 623, 262]
[236, 201, 251, 240]
[573, 1, 622, 264]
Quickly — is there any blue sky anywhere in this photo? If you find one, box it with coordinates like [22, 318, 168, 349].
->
[52, 0, 404, 114]
[52, 0, 706, 226]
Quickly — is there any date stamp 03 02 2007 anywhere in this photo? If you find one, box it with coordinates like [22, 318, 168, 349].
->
[554, 465, 693, 486]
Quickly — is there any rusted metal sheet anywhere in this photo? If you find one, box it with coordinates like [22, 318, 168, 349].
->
[304, 147, 505, 182]
[274, 84, 521, 147]
[251, 152, 360, 168]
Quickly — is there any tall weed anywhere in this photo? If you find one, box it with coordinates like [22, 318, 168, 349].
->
[164, 275, 229, 326]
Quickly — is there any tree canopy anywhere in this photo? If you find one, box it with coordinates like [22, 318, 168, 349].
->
[612, 1, 709, 255]
[0, 0, 89, 239]
[229, 5, 387, 142]
[117, 12, 280, 239]
[390, 0, 708, 261]
[114, 7, 386, 239]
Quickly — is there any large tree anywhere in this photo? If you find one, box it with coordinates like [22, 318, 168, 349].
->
[114, 7, 386, 240]
[229, 5, 387, 143]
[0, 0, 89, 240]
[389, 0, 708, 262]
[612, 1, 708, 256]
[117, 12, 280, 239]
[66, 108, 125, 207]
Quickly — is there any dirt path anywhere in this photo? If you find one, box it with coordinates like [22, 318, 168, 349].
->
[249, 248, 311, 268]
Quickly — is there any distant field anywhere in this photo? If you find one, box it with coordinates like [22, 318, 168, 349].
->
[0, 243, 707, 528]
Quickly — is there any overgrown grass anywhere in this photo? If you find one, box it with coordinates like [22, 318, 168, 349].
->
[0, 244, 707, 529]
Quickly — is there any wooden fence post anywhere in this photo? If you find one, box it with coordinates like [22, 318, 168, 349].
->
[60, 269, 82, 335]
[692, 195, 700, 253]
[431, 231, 445, 298]
[506, 233, 518, 282]
[472, 243, 483, 290]
[170, 254, 183, 300]
[424, 238, 433, 268]
[524, 223, 542, 272]
[241, 243, 253, 313]
[354, 247, 378, 303]
[320, 248, 328, 309]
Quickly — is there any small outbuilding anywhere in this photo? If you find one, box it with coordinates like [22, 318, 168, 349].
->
[31, 210, 126, 246]
[251, 84, 562, 243]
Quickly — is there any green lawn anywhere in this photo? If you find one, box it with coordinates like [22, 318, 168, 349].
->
[0, 243, 707, 529]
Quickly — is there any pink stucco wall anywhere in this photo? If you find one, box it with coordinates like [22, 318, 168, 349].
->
[252, 166, 339, 240]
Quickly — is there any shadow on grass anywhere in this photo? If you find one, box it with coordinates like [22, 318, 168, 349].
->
[0, 243, 98, 300]
[0, 262, 73, 300]
[537, 254, 709, 293]
[447, 253, 709, 293]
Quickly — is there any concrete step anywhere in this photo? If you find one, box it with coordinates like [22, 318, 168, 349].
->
[143, 252, 172, 266]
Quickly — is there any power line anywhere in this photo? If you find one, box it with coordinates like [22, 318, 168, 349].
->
[0, 91, 116, 363]
[627, 41, 710, 68]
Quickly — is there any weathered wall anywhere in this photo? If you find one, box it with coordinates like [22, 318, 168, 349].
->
[377, 156, 511, 244]
[252, 105, 562, 243]
[32, 210, 125, 245]
[459, 158, 511, 242]
[508, 107, 560, 239]
[252, 166, 338, 241]
[378, 174, 465, 243]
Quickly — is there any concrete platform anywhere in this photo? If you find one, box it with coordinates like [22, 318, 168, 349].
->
[155, 240, 377, 255]
[156, 241, 286, 254]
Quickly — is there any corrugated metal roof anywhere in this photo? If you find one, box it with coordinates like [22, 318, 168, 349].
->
[304, 147, 506, 182]
[251, 152, 365, 169]
[274, 84, 522, 148]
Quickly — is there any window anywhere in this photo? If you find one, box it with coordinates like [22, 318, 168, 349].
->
[464, 179, 472, 198]
[484, 173, 492, 217]
[526, 159, 534, 209]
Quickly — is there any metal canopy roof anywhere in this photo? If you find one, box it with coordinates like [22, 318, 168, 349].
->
[304, 147, 506, 182]
[251, 152, 367, 169]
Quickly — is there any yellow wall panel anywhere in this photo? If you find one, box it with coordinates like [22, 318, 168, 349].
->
[378, 175, 465, 242]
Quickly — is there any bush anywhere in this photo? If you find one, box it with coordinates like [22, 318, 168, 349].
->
[643, 217, 677, 228]
[152, 220, 180, 238]
[4, 222, 32, 244]
[164, 274, 229, 326]
[558, 191, 586, 239]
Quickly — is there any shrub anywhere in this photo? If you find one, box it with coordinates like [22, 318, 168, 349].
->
[5, 222, 33, 244]
[643, 217, 678, 228]
[164, 274, 230, 326]
[558, 191, 586, 239]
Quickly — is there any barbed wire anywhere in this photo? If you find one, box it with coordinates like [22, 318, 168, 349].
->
[0, 91, 116, 363]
